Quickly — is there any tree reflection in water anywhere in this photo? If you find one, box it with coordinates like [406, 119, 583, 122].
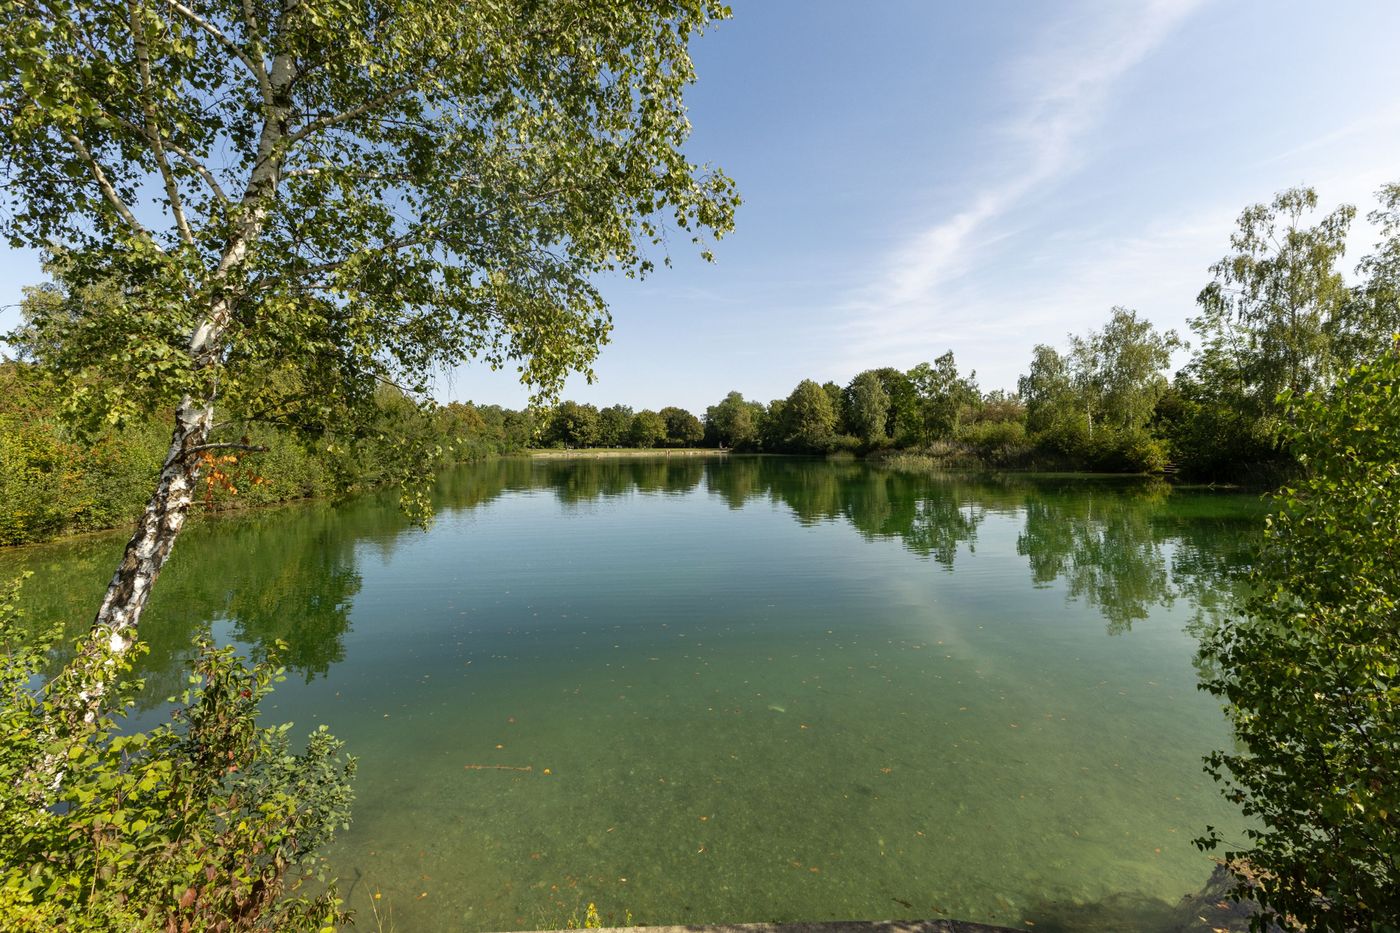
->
[0, 455, 1261, 703]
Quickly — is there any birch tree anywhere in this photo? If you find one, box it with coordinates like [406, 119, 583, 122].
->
[1, 0, 736, 733]
[1188, 187, 1353, 427]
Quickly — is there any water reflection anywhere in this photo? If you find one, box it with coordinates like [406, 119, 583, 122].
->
[2, 456, 1261, 703]
[458, 457, 1259, 640]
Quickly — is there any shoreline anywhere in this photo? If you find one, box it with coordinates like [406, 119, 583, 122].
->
[527, 447, 729, 459]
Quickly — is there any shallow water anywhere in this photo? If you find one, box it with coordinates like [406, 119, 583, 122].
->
[2, 457, 1264, 931]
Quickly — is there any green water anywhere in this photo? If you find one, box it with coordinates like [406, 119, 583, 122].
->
[2, 458, 1264, 932]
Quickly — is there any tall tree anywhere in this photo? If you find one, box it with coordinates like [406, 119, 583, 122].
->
[627, 409, 668, 449]
[1068, 307, 1181, 436]
[705, 391, 759, 448]
[545, 401, 601, 448]
[844, 370, 890, 443]
[821, 380, 846, 434]
[1, 0, 737, 722]
[1187, 187, 1354, 427]
[1197, 347, 1400, 930]
[758, 399, 788, 451]
[782, 379, 836, 451]
[863, 367, 919, 443]
[595, 404, 635, 448]
[658, 406, 703, 447]
[1338, 182, 1400, 366]
[908, 351, 978, 443]
[1020, 344, 1076, 435]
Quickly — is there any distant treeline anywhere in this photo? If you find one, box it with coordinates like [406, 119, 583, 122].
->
[538, 184, 1400, 482]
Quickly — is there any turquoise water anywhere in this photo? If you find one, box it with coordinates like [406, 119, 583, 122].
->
[1, 458, 1263, 931]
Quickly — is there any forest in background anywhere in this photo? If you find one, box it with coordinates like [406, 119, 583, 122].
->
[506, 184, 1400, 477]
[3, 183, 1398, 547]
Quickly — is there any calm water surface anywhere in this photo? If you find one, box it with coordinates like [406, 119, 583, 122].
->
[2, 458, 1264, 931]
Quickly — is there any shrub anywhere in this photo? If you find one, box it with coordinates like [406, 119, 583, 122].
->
[1197, 348, 1400, 930]
[0, 577, 357, 931]
[956, 419, 1029, 466]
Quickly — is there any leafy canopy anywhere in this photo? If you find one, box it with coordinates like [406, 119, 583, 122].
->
[1, 0, 738, 431]
[1188, 187, 1354, 427]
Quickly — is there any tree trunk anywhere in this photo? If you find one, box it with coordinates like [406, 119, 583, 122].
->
[60, 396, 213, 727]
[44, 48, 295, 758]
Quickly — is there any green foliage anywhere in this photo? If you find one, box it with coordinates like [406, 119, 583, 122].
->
[1341, 184, 1400, 368]
[1197, 347, 1400, 931]
[704, 391, 760, 449]
[1188, 187, 1355, 431]
[954, 419, 1029, 466]
[1, 0, 737, 526]
[758, 399, 788, 451]
[0, 579, 356, 931]
[781, 379, 838, 452]
[1069, 307, 1182, 434]
[844, 371, 891, 444]
[1018, 309, 1179, 472]
[0, 362, 523, 547]
[545, 401, 601, 449]
[908, 352, 979, 444]
[595, 405, 635, 448]
[0, 364, 165, 545]
[1153, 379, 1284, 482]
[627, 409, 668, 449]
[658, 406, 704, 447]
[1020, 344, 1076, 436]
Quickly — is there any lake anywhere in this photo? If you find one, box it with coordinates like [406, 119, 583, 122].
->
[1, 457, 1265, 932]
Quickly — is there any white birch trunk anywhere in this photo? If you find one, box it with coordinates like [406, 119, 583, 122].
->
[54, 52, 297, 739]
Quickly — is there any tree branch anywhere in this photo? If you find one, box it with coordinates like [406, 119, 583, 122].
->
[185, 442, 271, 455]
[129, 0, 194, 245]
[95, 107, 232, 212]
[237, 0, 272, 93]
[61, 130, 157, 245]
[163, 137, 232, 208]
[285, 85, 415, 145]
[157, 0, 272, 102]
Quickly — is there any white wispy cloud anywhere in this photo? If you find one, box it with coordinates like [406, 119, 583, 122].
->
[834, 0, 1208, 368]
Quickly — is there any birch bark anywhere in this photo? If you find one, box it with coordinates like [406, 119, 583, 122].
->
[59, 53, 297, 732]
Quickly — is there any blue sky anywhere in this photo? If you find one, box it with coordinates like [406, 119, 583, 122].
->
[4, 0, 1399, 413]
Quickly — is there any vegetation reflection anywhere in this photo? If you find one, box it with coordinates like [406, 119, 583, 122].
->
[3, 458, 1261, 706]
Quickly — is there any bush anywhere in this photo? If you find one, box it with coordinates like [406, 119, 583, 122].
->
[956, 419, 1029, 466]
[1155, 390, 1284, 481]
[1197, 349, 1400, 930]
[0, 577, 357, 931]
